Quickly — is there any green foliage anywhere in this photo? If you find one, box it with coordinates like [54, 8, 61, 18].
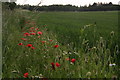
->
[2, 2, 16, 10]
[2, 10, 119, 78]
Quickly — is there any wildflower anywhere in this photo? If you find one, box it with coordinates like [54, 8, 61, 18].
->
[31, 47, 35, 50]
[86, 72, 91, 77]
[56, 63, 60, 67]
[109, 63, 116, 66]
[66, 58, 70, 61]
[51, 62, 54, 65]
[38, 36, 40, 38]
[35, 28, 39, 30]
[26, 44, 32, 47]
[51, 62, 55, 70]
[30, 27, 34, 30]
[30, 33, 36, 35]
[49, 40, 53, 42]
[110, 31, 115, 36]
[71, 58, 76, 63]
[54, 45, 59, 48]
[37, 31, 42, 35]
[33, 30, 36, 32]
[41, 41, 46, 44]
[18, 43, 23, 45]
[23, 72, 29, 78]
[24, 33, 30, 36]
[21, 38, 27, 41]
[112, 63, 116, 66]
[29, 30, 33, 32]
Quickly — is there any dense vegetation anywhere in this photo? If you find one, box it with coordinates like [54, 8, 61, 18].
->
[2, 2, 16, 10]
[2, 2, 120, 79]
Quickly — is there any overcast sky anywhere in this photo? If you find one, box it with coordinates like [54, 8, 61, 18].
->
[16, 0, 120, 6]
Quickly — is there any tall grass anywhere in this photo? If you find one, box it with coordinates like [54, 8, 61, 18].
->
[2, 9, 119, 78]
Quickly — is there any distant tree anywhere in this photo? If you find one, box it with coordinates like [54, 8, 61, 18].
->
[3, 2, 16, 10]
[100, 2, 103, 6]
[84, 5, 87, 8]
[109, 2, 113, 5]
[9, 2, 16, 10]
[88, 4, 92, 7]
[92, 2, 97, 7]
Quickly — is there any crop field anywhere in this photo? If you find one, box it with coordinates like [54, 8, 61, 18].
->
[33, 11, 119, 49]
[2, 9, 120, 78]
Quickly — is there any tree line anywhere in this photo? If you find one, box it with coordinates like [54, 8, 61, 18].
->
[2, 2, 120, 11]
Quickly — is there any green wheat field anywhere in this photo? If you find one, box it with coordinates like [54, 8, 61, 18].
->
[2, 9, 120, 78]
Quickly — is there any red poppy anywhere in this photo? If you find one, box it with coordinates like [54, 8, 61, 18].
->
[71, 58, 76, 63]
[24, 33, 30, 36]
[18, 43, 23, 45]
[51, 62, 54, 65]
[56, 63, 60, 67]
[37, 31, 42, 35]
[38, 36, 41, 38]
[31, 47, 35, 50]
[33, 30, 36, 32]
[54, 45, 59, 48]
[21, 38, 27, 41]
[35, 28, 39, 30]
[51, 62, 55, 70]
[23, 72, 29, 78]
[29, 30, 33, 32]
[49, 40, 53, 42]
[26, 44, 32, 47]
[30, 27, 34, 29]
[66, 58, 70, 61]
[25, 21, 28, 24]
[41, 41, 46, 43]
[30, 33, 36, 35]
